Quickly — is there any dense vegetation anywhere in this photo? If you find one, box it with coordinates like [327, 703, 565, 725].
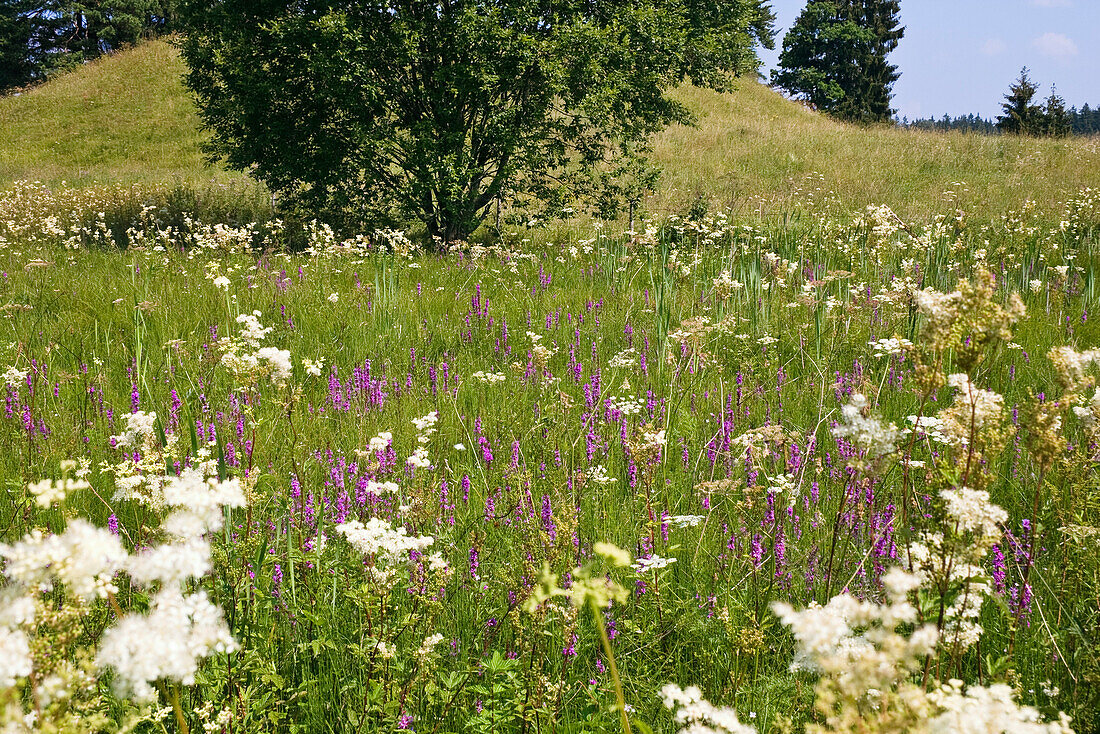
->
[3, 32, 1100, 734]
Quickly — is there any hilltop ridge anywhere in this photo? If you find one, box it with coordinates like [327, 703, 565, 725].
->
[2, 41, 1098, 220]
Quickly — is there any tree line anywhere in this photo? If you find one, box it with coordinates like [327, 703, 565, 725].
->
[0, 1, 176, 92]
[901, 68, 1098, 137]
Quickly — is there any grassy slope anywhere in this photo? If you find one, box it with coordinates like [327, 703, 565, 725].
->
[0, 41, 244, 187]
[2, 41, 1098, 220]
[654, 82, 1100, 219]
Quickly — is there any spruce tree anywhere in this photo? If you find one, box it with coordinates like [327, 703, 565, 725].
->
[1041, 86, 1071, 138]
[772, 0, 903, 124]
[997, 68, 1041, 135]
[0, 1, 35, 91]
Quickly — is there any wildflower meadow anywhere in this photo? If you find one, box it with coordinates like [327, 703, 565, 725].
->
[2, 179, 1100, 733]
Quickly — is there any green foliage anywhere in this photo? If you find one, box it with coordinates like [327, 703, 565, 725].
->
[177, 0, 774, 244]
[771, 0, 902, 124]
[998, 67, 1043, 136]
[0, 1, 177, 93]
[998, 69, 1076, 139]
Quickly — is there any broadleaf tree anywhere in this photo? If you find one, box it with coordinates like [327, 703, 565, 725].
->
[177, 0, 776, 243]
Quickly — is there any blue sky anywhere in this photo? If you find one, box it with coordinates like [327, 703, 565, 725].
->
[756, 0, 1100, 121]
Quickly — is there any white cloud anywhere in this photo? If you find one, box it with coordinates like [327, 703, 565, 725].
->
[1032, 32, 1078, 60]
[981, 39, 1007, 56]
[1030, 0, 1071, 7]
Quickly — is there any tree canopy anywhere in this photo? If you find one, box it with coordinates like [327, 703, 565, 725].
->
[771, 0, 902, 124]
[178, 0, 776, 243]
[0, 1, 176, 91]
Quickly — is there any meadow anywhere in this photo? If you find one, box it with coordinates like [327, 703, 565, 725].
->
[3, 42, 1100, 734]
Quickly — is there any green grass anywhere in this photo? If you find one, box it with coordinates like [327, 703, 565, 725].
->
[0, 41, 248, 188]
[2, 202, 1100, 731]
[2, 41, 1098, 224]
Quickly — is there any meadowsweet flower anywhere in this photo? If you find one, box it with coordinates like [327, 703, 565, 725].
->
[368, 431, 393, 452]
[416, 633, 445, 659]
[940, 487, 1007, 543]
[927, 680, 1074, 734]
[832, 393, 899, 459]
[111, 410, 158, 448]
[327, 292, 339, 303]
[302, 358, 323, 377]
[96, 588, 237, 702]
[212, 275, 230, 290]
[665, 515, 706, 529]
[336, 518, 434, 564]
[1, 366, 28, 387]
[127, 538, 211, 586]
[0, 628, 31, 688]
[633, 555, 676, 573]
[412, 411, 439, 432]
[26, 476, 88, 508]
[1, 520, 127, 600]
[870, 337, 913, 357]
[660, 684, 757, 734]
[588, 464, 616, 485]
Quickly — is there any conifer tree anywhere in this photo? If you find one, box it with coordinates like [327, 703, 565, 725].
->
[771, 0, 903, 124]
[997, 68, 1041, 135]
[1041, 86, 1071, 138]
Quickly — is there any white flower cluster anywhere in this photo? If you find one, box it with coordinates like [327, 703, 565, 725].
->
[302, 358, 324, 377]
[1, 520, 127, 600]
[111, 409, 158, 448]
[772, 568, 934, 678]
[416, 633, 445, 661]
[336, 518, 435, 565]
[927, 680, 1074, 734]
[27, 475, 89, 508]
[869, 337, 913, 358]
[98, 469, 245, 701]
[0, 466, 245, 703]
[219, 312, 292, 387]
[608, 348, 637, 369]
[943, 374, 1005, 438]
[831, 393, 899, 459]
[368, 431, 393, 452]
[607, 395, 644, 415]
[588, 464, 616, 486]
[470, 371, 506, 384]
[906, 415, 954, 445]
[665, 515, 706, 529]
[908, 520, 1002, 652]
[940, 486, 1007, 544]
[1, 365, 28, 388]
[407, 411, 439, 468]
[633, 555, 676, 574]
[97, 588, 238, 702]
[659, 684, 757, 734]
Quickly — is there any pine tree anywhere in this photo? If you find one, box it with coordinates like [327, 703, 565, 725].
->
[1041, 86, 1071, 138]
[771, 0, 903, 124]
[997, 68, 1041, 135]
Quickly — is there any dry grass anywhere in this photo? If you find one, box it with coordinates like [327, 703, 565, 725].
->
[651, 81, 1100, 220]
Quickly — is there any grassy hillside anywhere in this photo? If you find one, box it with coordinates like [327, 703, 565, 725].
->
[0, 41, 244, 188]
[2, 40, 1098, 221]
[654, 83, 1100, 220]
